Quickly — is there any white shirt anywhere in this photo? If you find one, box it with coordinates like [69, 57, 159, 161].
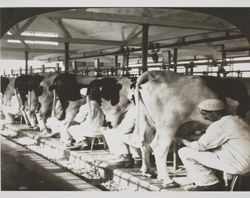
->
[74, 99, 105, 129]
[116, 103, 136, 134]
[190, 115, 250, 173]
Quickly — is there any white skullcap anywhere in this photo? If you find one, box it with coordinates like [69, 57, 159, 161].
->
[80, 88, 88, 96]
[198, 99, 225, 111]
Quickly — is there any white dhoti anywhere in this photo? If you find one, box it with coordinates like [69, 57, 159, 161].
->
[68, 123, 103, 144]
[178, 147, 241, 186]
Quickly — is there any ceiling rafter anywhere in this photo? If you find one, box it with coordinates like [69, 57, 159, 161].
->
[18, 17, 37, 33]
[48, 17, 72, 38]
[3, 35, 127, 46]
[9, 27, 30, 49]
[8, 17, 37, 50]
[126, 25, 142, 42]
[45, 10, 228, 31]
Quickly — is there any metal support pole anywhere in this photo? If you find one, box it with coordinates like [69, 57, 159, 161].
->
[142, 24, 149, 73]
[222, 45, 226, 60]
[64, 42, 69, 72]
[41, 65, 45, 73]
[29, 66, 33, 74]
[115, 55, 118, 75]
[122, 53, 129, 75]
[56, 63, 60, 73]
[173, 48, 178, 72]
[168, 50, 172, 67]
[72, 61, 78, 73]
[25, 51, 28, 74]
[95, 58, 100, 76]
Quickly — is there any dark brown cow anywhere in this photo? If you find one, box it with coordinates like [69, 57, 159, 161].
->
[133, 70, 250, 186]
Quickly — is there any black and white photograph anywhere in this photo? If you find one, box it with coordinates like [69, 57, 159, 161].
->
[1, 0, 250, 195]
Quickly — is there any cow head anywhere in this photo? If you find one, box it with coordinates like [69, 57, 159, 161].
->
[14, 75, 32, 104]
[27, 75, 45, 97]
[49, 73, 83, 116]
[87, 78, 122, 106]
[1, 76, 10, 95]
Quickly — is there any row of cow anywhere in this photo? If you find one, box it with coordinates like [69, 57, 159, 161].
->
[1, 71, 250, 186]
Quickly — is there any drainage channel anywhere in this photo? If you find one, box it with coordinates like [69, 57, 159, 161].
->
[1, 136, 104, 191]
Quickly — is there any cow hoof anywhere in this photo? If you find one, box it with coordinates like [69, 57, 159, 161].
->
[32, 126, 39, 130]
[141, 171, 157, 178]
[34, 135, 41, 145]
[162, 181, 181, 188]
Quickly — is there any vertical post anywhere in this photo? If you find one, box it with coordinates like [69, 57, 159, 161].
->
[19, 68, 22, 75]
[11, 69, 14, 76]
[115, 55, 118, 76]
[94, 58, 100, 76]
[173, 48, 178, 72]
[41, 65, 45, 73]
[72, 61, 78, 73]
[142, 24, 149, 73]
[30, 66, 33, 74]
[64, 42, 69, 72]
[222, 45, 226, 61]
[122, 53, 129, 75]
[168, 50, 171, 68]
[56, 63, 60, 73]
[25, 51, 29, 74]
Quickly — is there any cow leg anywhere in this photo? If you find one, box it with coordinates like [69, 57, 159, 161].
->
[25, 109, 37, 128]
[151, 126, 177, 185]
[20, 106, 31, 126]
[35, 111, 49, 133]
[140, 144, 156, 177]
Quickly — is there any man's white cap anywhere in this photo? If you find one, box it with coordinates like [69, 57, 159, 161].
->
[80, 88, 88, 96]
[198, 99, 225, 111]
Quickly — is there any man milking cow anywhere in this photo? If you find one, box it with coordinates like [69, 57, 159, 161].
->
[102, 83, 142, 168]
[66, 84, 106, 150]
[176, 99, 250, 191]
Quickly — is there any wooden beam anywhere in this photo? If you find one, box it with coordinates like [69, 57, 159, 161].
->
[9, 28, 30, 49]
[19, 17, 37, 33]
[3, 35, 126, 46]
[46, 10, 227, 31]
[48, 17, 72, 38]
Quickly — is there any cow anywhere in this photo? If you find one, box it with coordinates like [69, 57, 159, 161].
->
[1, 76, 15, 121]
[48, 72, 135, 144]
[133, 70, 250, 186]
[0, 76, 31, 127]
[47, 73, 99, 142]
[26, 72, 60, 133]
[14, 74, 40, 127]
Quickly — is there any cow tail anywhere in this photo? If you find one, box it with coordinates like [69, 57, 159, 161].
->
[28, 90, 31, 112]
[51, 89, 56, 117]
[134, 72, 156, 146]
[134, 78, 141, 145]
